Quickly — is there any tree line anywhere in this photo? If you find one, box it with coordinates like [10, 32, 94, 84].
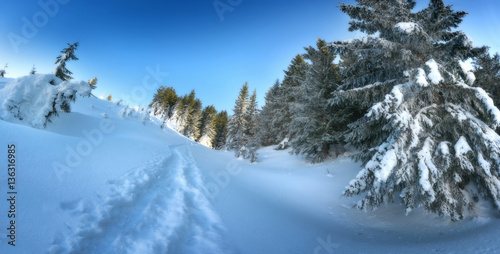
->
[149, 87, 229, 149]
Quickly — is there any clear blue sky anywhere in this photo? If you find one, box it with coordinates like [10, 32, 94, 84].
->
[1, 0, 500, 112]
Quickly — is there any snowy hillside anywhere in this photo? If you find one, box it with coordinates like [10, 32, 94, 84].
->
[1, 85, 500, 254]
[0, 77, 13, 89]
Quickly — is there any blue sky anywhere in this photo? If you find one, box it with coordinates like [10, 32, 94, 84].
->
[1, 0, 500, 112]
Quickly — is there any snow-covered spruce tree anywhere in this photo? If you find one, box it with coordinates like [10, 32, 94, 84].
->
[257, 80, 281, 146]
[474, 51, 500, 108]
[212, 110, 229, 150]
[54, 42, 79, 81]
[290, 39, 342, 163]
[226, 82, 250, 158]
[245, 89, 260, 162]
[197, 105, 218, 147]
[330, 0, 497, 220]
[273, 55, 309, 148]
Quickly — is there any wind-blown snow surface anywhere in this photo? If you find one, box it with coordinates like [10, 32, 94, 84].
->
[1, 95, 500, 253]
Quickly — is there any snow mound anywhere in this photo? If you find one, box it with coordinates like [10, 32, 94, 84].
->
[1, 74, 91, 128]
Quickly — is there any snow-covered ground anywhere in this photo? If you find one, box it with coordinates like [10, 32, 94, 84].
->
[1, 87, 500, 253]
[0, 77, 14, 89]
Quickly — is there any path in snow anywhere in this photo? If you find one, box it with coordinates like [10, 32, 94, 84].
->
[48, 145, 228, 254]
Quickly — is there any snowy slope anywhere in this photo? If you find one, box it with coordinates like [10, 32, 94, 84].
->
[0, 77, 13, 89]
[0, 89, 500, 253]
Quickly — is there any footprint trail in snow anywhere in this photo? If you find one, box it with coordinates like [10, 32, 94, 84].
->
[48, 145, 228, 254]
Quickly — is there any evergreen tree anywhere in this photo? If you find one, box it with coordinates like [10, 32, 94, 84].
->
[0, 63, 8, 77]
[212, 111, 229, 150]
[226, 82, 250, 157]
[197, 105, 218, 147]
[176, 90, 196, 133]
[88, 77, 98, 90]
[170, 94, 188, 129]
[474, 51, 500, 107]
[273, 55, 308, 148]
[106, 94, 112, 101]
[54, 42, 79, 81]
[150, 86, 178, 118]
[330, 0, 494, 220]
[183, 98, 202, 140]
[30, 65, 36, 75]
[257, 80, 281, 146]
[290, 38, 342, 163]
[245, 89, 259, 137]
[245, 89, 260, 162]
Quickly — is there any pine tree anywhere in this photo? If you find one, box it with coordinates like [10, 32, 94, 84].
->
[106, 94, 112, 101]
[245, 89, 260, 162]
[54, 42, 79, 81]
[30, 65, 36, 75]
[290, 38, 342, 163]
[245, 89, 258, 137]
[0, 63, 8, 77]
[273, 55, 308, 148]
[330, 0, 495, 220]
[176, 90, 196, 133]
[257, 80, 281, 146]
[183, 98, 202, 140]
[212, 111, 229, 150]
[226, 82, 250, 157]
[474, 51, 500, 107]
[197, 105, 218, 147]
[150, 86, 178, 119]
[88, 77, 98, 90]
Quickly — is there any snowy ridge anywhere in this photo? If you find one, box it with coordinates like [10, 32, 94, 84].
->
[48, 145, 227, 254]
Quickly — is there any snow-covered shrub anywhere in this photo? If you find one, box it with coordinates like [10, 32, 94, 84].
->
[118, 106, 135, 118]
[2, 74, 91, 128]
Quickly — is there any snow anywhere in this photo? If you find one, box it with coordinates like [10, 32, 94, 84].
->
[416, 68, 429, 87]
[478, 152, 493, 177]
[417, 138, 437, 201]
[455, 136, 472, 157]
[395, 22, 418, 33]
[460, 60, 476, 85]
[426, 59, 443, 84]
[364, 140, 398, 183]
[455, 82, 500, 127]
[2, 77, 500, 253]
[0, 77, 13, 89]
